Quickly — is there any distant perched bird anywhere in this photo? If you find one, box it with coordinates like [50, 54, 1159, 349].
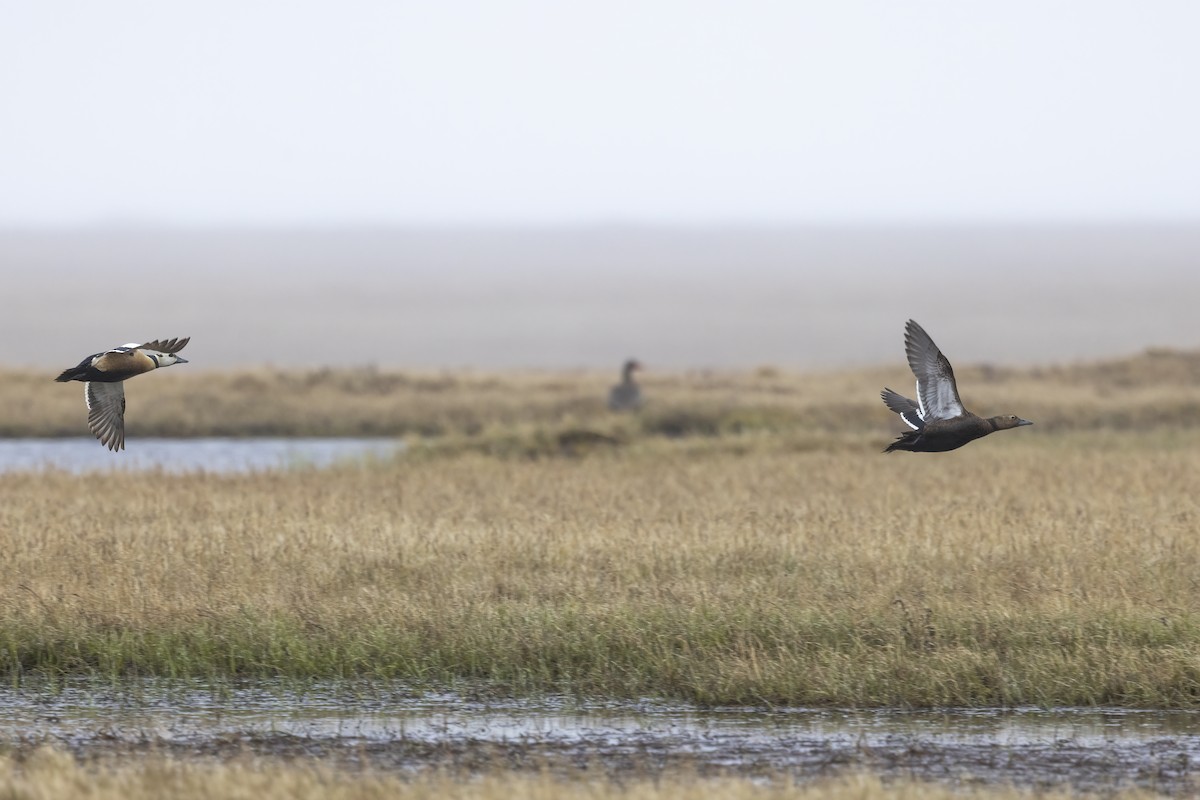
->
[608, 359, 643, 411]
[881, 321, 1030, 453]
[55, 338, 191, 451]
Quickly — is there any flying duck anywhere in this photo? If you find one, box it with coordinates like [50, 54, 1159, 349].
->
[881, 321, 1030, 453]
[55, 337, 191, 451]
[608, 359, 643, 411]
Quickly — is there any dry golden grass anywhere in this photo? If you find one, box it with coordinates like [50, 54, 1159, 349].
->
[2, 425, 1200, 705]
[0, 749, 1163, 800]
[9, 346, 1200, 440]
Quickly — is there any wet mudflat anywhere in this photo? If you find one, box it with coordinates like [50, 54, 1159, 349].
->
[1, 684, 1198, 795]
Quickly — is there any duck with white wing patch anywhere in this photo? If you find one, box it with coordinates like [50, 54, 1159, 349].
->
[55, 337, 191, 451]
[880, 321, 1030, 453]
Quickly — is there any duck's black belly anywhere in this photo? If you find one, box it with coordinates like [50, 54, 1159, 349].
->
[886, 417, 993, 453]
[911, 429, 986, 452]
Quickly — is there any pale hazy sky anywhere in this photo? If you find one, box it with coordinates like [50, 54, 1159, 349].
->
[4, 2, 1199, 226]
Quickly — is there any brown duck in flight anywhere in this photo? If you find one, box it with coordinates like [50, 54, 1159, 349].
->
[881, 320, 1030, 453]
[55, 337, 191, 451]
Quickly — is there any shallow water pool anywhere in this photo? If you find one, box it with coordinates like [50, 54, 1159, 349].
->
[0, 437, 402, 474]
[3, 683, 1198, 794]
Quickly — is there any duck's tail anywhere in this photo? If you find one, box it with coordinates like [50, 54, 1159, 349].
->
[883, 430, 921, 453]
[55, 365, 88, 382]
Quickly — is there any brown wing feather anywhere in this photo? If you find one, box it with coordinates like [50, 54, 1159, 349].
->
[138, 337, 190, 354]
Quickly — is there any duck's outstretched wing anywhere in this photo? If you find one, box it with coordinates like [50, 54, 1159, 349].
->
[138, 337, 190, 354]
[880, 388, 924, 431]
[85, 381, 126, 451]
[904, 319, 965, 421]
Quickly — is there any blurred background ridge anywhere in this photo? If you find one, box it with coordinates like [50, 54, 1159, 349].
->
[4, 3, 1198, 368]
[5, 225, 1198, 369]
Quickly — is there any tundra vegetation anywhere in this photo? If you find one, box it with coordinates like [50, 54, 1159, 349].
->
[0, 749, 1166, 800]
[2, 351, 1199, 706]
[2, 353, 1199, 795]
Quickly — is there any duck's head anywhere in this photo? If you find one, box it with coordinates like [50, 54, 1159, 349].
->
[622, 359, 642, 375]
[149, 351, 189, 368]
[991, 414, 1033, 430]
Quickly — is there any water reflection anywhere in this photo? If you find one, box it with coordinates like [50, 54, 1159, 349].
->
[3, 683, 1199, 793]
[0, 438, 401, 474]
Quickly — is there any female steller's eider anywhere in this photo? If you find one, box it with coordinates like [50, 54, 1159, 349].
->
[55, 338, 190, 451]
[881, 320, 1030, 453]
[608, 359, 643, 411]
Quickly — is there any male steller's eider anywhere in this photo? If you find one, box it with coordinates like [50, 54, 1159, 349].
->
[55, 337, 191, 451]
[881, 321, 1031, 453]
[608, 359, 643, 411]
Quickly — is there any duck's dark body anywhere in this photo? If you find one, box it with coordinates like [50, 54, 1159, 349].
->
[884, 413, 1003, 453]
[881, 320, 1031, 453]
[608, 359, 643, 411]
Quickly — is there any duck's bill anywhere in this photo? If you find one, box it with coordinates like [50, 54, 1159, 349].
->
[1016, 418, 1033, 426]
[175, 357, 189, 364]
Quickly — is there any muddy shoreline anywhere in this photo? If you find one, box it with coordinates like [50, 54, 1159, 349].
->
[2, 686, 1197, 794]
